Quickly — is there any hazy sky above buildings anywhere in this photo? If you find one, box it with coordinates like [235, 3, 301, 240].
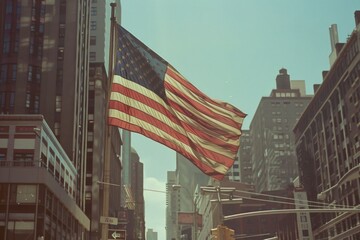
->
[120, 1, 360, 238]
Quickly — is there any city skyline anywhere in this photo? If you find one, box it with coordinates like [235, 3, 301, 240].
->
[1, 1, 359, 239]
[120, 1, 360, 239]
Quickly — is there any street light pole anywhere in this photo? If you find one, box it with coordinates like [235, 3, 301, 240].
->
[314, 164, 360, 238]
[317, 164, 360, 201]
[172, 184, 198, 240]
[200, 186, 236, 224]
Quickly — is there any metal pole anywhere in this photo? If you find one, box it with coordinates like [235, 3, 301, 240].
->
[216, 186, 224, 224]
[101, 3, 117, 240]
[193, 198, 197, 240]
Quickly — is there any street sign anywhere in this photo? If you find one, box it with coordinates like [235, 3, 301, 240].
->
[100, 216, 118, 225]
[108, 229, 126, 240]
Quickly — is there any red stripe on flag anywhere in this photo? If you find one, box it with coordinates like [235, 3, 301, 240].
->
[108, 116, 229, 180]
[167, 97, 240, 140]
[165, 80, 241, 131]
[109, 100, 188, 143]
[109, 100, 237, 164]
[167, 67, 246, 119]
[111, 83, 239, 151]
[111, 83, 181, 124]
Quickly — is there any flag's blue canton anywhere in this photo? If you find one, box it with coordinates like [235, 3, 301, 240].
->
[115, 26, 168, 102]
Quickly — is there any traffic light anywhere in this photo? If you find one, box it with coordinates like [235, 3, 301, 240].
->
[210, 225, 235, 240]
[211, 225, 225, 239]
[210, 226, 220, 239]
[224, 227, 235, 240]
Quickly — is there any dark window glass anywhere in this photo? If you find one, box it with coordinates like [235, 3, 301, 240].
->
[0, 65, 7, 82]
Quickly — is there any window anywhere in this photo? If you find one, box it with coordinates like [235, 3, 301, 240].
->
[6, 1, 13, 14]
[26, 93, 31, 108]
[7, 220, 35, 239]
[54, 122, 60, 136]
[90, 21, 96, 30]
[34, 95, 40, 113]
[90, 36, 96, 45]
[55, 96, 62, 112]
[11, 64, 17, 81]
[57, 48, 64, 60]
[0, 92, 4, 109]
[39, 23, 44, 33]
[91, 7, 97, 16]
[3, 34, 10, 54]
[4, 22, 11, 30]
[0, 65, 7, 82]
[27, 66, 33, 82]
[59, 25, 65, 38]
[16, 185, 37, 203]
[9, 92, 15, 109]
[35, 69, 41, 83]
[90, 52, 96, 61]
[14, 152, 34, 161]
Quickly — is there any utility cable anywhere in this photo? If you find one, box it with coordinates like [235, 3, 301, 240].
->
[233, 189, 353, 209]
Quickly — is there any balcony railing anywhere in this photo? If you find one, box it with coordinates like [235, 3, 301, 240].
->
[0, 160, 46, 168]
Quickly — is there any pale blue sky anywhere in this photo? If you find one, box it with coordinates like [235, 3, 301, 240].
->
[120, 1, 360, 239]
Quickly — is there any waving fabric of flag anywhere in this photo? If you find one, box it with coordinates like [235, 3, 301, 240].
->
[108, 24, 246, 180]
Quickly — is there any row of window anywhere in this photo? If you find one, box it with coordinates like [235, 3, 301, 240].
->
[271, 101, 305, 106]
[0, 91, 15, 113]
[0, 64, 17, 82]
[274, 92, 298, 98]
[2, 0, 21, 55]
[0, 183, 85, 240]
[29, 0, 45, 59]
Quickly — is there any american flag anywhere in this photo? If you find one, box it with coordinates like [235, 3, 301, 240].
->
[108, 25, 246, 180]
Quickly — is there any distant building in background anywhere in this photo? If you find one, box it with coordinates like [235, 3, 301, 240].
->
[228, 130, 253, 184]
[123, 148, 145, 240]
[227, 136, 242, 181]
[0, 115, 89, 239]
[250, 68, 312, 192]
[146, 228, 158, 240]
[294, 11, 360, 240]
[172, 153, 210, 239]
[166, 171, 177, 240]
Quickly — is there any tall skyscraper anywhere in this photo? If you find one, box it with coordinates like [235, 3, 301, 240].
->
[294, 11, 360, 239]
[250, 69, 312, 192]
[0, 0, 90, 210]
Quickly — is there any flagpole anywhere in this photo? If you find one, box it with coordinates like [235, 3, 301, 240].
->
[101, 3, 117, 240]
